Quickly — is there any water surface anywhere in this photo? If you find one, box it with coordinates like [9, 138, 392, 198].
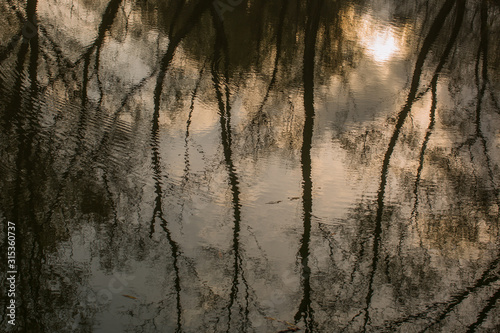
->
[1, 0, 499, 332]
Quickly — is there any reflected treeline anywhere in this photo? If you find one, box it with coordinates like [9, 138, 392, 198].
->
[0, 0, 499, 332]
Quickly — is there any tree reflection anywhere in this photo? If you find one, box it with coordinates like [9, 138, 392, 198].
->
[294, 1, 324, 332]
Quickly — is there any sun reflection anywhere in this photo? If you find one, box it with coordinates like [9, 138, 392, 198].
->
[362, 29, 400, 63]
[344, 8, 409, 64]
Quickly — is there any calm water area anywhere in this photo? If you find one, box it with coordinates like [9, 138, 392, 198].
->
[0, 0, 499, 332]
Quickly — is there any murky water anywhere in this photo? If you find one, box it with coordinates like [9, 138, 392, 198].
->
[1, 0, 499, 332]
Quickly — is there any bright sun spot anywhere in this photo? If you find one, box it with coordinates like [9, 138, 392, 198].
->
[357, 13, 406, 63]
[364, 30, 399, 63]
